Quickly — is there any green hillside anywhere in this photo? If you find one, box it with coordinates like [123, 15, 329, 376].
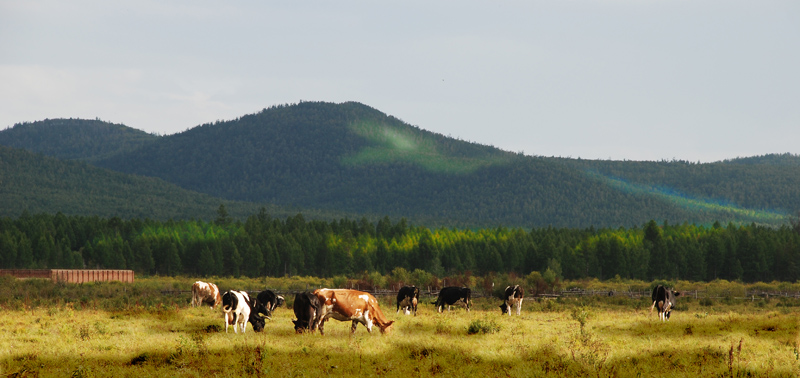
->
[564, 158, 800, 220]
[1, 102, 797, 228]
[91, 102, 795, 228]
[0, 145, 339, 221]
[0, 118, 159, 161]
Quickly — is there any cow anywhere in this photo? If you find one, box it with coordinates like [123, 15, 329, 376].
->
[312, 288, 394, 335]
[253, 289, 286, 319]
[650, 285, 681, 322]
[292, 291, 321, 333]
[433, 286, 471, 313]
[396, 286, 420, 316]
[191, 281, 221, 309]
[499, 285, 524, 316]
[221, 290, 265, 333]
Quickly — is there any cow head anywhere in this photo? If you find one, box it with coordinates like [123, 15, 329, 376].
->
[254, 301, 272, 320]
[292, 319, 310, 333]
[250, 313, 266, 332]
[499, 303, 509, 314]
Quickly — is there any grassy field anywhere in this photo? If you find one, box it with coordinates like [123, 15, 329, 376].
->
[0, 277, 799, 377]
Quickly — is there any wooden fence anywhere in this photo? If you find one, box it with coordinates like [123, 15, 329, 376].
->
[160, 287, 800, 301]
[0, 269, 135, 284]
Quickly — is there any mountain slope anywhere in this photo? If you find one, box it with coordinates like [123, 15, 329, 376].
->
[2, 102, 798, 228]
[91, 101, 792, 228]
[0, 118, 159, 161]
[0, 145, 326, 220]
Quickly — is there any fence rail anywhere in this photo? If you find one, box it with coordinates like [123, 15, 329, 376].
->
[160, 287, 800, 301]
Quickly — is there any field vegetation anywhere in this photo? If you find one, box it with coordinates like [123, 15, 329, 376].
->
[1, 276, 798, 377]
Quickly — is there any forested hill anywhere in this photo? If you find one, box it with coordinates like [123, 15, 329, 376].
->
[88, 101, 715, 228]
[720, 153, 800, 166]
[2, 101, 799, 228]
[0, 145, 344, 221]
[0, 118, 158, 161]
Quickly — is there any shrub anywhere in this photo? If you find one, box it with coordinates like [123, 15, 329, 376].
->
[467, 319, 501, 335]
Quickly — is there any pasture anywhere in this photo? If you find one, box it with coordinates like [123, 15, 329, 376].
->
[0, 277, 798, 377]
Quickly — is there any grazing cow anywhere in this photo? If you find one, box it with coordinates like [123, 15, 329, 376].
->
[191, 281, 221, 309]
[312, 288, 394, 335]
[254, 289, 286, 319]
[499, 285, 524, 316]
[396, 286, 420, 316]
[292, 291, 321, 333]
[221, 290, 264, 333]
[650, 285, 681, 322]
[433, 286, 472, 313]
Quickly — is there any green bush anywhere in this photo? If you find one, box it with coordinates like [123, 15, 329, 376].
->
[467, 319, 501, 335]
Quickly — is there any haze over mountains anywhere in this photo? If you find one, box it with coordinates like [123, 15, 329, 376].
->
[2, 101, 799, 228]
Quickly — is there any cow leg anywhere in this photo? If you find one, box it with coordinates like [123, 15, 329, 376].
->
[351, 321, 359, 334]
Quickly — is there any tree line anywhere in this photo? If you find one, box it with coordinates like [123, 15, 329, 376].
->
[1, 208, 799, 283]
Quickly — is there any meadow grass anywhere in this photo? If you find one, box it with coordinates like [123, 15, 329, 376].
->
[0, 278, 798, 377]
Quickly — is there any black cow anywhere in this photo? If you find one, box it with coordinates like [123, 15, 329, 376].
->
[433, 286, 471, 313]
[254, 289, 286, 319]
[396, 286, 420, 316]
[291, 291, 321, 333]
[650, 285, 681, 321]
[499, 285, 524, 315]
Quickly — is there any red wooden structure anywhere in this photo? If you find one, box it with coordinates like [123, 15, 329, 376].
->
[0, 269, 134, 284]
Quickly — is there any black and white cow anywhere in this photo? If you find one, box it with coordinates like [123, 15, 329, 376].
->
[253, 289, 285, 319]
[433, 286, 471, 313]
[396, 286, 420, 316]
[292, 291, 321, 333]
[650, 285, 681, 322]
[499, 285, 524, 315]
[221, 290, 265, 333]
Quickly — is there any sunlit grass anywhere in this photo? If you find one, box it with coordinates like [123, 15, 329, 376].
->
[1, 288, 798, 377]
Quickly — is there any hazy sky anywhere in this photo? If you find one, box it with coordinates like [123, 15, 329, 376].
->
[2, 1, 798, 162]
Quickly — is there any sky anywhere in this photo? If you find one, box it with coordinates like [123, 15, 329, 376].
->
[2, 0, 799, 162]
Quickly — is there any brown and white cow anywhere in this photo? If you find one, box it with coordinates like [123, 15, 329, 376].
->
[312, 288, 394, 335]
[499, 285, 524, 316]
[191, 281, 222, 309]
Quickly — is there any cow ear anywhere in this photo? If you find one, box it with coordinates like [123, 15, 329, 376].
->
[673, 291, 681, 297]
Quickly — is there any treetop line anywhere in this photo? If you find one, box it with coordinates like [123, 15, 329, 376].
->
[1, 211, 798, 283]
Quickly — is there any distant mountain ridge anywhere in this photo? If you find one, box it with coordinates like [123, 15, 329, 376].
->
[0, 118, 158, 161]
[2, 101, 799, 228]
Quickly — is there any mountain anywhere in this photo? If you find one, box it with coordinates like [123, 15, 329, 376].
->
[0, 118, 159, 161]
[720, 153, 800, 166]
[2, 101, 799, 228]
[0, 145, 344, 221]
